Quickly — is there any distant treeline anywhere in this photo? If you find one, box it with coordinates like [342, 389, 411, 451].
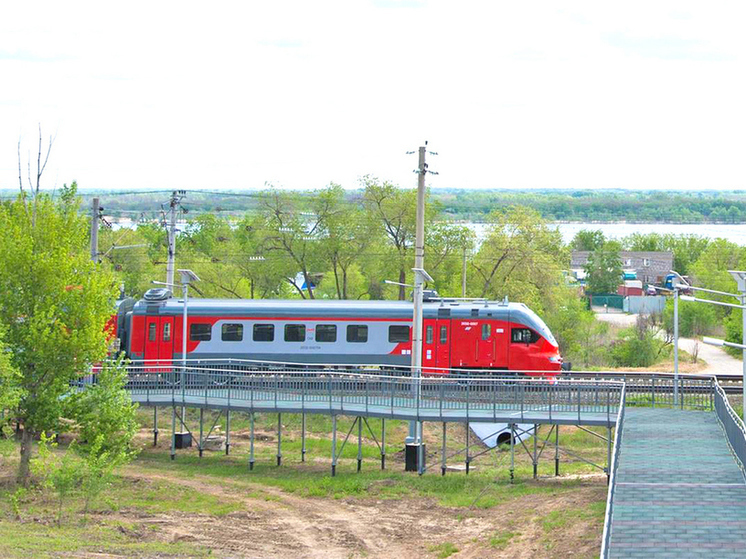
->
[436, 189, 746, 223]
[4, 187, 746, 223]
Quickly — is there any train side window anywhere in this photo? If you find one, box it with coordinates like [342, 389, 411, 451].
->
[426, 326, 433, 344]
[190, 323, 212, 341]
[163, 322, 171, 342]
[440, 326, 447, 344]
[253, 324, 274, 342]
[316, 324, 337, 342]
[388, 325, 410, 343]
[222, 323, 243, 342]
[148, 323, 156, 342]
[285, 324, 306, 342]
[347, 325, 368, 343]
[511, 328, 539, 344]
[481, 323, 491, 340]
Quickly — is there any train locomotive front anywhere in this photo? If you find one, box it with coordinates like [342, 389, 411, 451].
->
[118, 291, 563, 375]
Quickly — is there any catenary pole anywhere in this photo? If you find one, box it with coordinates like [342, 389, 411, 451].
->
[166, 191, 180, 287]
[408, 145, 427, 450]
[90, 197, 100, 262]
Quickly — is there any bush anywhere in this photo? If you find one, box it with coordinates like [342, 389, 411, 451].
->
[662, 298, 717, 338]
[611, 315, 669, 368]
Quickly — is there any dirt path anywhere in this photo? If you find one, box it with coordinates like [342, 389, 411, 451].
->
[594, 310, 743, 376]
[112, 465, 605, 558]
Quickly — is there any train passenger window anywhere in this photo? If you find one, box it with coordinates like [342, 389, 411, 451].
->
[440, 326, 447, 344]
[511, 328, 539, 344]
[426, 326, 433, 344]
[253, 324, 274, 342]
[163, 322, 171, 342]
[481, 323, 491, 340]
[190, 323, 212, 341]
[388, 325, 410, 343]
[285, 324, 306, 342]
[316, 324, 337, 342]
[148, 323, 156, 342]
[347, 325, 368, 343]
[222, 323, 243, 342]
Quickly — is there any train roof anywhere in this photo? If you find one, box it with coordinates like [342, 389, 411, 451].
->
[132, 292, 557, 345]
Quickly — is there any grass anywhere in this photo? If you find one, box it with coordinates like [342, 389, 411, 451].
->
[489, 529, 517, 550]
[0, 409, 613, 557]
[428, 541, 459, 558]
[0, 520, 212, 558]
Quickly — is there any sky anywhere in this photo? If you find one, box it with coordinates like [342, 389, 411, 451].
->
[0, 1, 744, 192]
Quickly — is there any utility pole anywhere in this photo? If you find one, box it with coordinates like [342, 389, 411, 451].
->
[405, 142, 437, 473]
[462, 246, 467, 298]
[90, 197, 100, 263]
[165, 191, 186, 288]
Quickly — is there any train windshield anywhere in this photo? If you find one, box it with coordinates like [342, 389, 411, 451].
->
[521, 307, 558, 347]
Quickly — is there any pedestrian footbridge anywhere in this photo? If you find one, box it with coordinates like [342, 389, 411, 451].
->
[601, 381, 746, 558]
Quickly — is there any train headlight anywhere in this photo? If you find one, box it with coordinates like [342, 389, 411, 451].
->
[548, 356, 562, 363]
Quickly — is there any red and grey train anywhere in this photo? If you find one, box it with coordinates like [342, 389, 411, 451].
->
[112, 288, 565, 375]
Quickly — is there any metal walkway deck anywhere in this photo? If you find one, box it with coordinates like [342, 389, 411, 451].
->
[607, 408, 746, 558]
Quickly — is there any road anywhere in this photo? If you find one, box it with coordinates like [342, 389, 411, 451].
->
[593, 309, 744, 377]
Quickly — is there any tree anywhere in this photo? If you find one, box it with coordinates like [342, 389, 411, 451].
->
[470, 206, 566, 313]
[571, 229, 605, 252]
[362, 176, 435, 300]
[584, 241, 623, 294]
[0, 185, 117, 485]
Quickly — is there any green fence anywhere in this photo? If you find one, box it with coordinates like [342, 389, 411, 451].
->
[588, 294, 624, 309]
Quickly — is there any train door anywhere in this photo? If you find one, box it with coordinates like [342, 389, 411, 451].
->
[143, 316, 174, 370]
[158, 317, 175, 370]
[144, 316, 159, 366]
[422, 320, 438, 374]
[435, 320, 450, 370]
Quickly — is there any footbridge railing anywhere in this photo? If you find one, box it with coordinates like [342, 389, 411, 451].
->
[714, 379, 746, 476]
[121, 363, 625, 425]
[599, 384, 626, 559]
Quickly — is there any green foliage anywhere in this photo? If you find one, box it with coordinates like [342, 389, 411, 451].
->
[64, 356, 139, 459]
[584, 241, 623, 294]
[471, 206, 566, 313]
[0, 187, 117, 483]
[32, 433, 83, 526]
[571, 229, 605, 251]
[610, 316, 668, 368]
[662, 298, 717, 337]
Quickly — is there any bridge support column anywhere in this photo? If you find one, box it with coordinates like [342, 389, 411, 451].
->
[301, 413, 306, 463]
[170, 407, 176, 461]
[225, 410, 231, 456]
[380, 419, 386, 470]
[418, 422, 425, 476]
[441, 422, 447, 476]
[277, 413, 282, 467]
[532, 424, 538, 479]
[357, 417, 363, 472]
[153, 407, 159, 447]
[249, 412, 255, 471]
[198, 408, 204, 458]
[509, 423, 515, 484]
[331, 415, 337, 477]
[465, 422, 470, 475]
[555, 425, 560, 476]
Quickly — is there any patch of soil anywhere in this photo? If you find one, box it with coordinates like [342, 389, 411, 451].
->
[110, 467, 605, 558]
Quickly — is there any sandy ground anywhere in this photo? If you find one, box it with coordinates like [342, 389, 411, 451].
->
[110, 465, 606, 559]
[593, 309, 743, 377]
